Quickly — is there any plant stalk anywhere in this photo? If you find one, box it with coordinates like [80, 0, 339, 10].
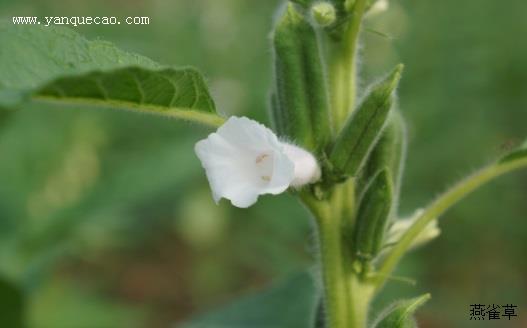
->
[302, 193, 350, 328]
[304, 1, 372, 326]
[375, 156, 527, 290]
[329, 0, 368, 131]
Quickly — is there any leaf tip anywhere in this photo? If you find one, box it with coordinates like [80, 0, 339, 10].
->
[387, 63, 404, 92]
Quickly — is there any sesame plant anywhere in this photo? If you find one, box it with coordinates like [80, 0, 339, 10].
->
[1, 0, 527, 327]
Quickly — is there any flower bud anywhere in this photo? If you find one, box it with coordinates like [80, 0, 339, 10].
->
[311, 2, 337, 27]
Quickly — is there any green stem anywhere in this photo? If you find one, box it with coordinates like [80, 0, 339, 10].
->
[375, 156, 527, 290]
[302, 193, 350, 328]
[330, 0, 368, 131]
[348, 275, 374, 328]
[306, 2, 371, 326]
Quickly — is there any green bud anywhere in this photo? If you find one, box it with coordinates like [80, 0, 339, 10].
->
[372, 294, 431, 328]
[272, 3, 332, 151]
[311, 2, 337, 27]
[329, 64, 403, 177]
[353, 168, 394, 261]
[361, 109, 407, 198]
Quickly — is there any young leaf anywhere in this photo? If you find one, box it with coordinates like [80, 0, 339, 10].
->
[272, 4, 332, 151]
[329, 64, 403, 177]
[353, 168, 394, 261]
[372, 294, 431, 328]
[0, 23, 222, 127]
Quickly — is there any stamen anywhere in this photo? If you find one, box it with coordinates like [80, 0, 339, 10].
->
[255, 154, 269, 164]
[261, 175, 271, 181]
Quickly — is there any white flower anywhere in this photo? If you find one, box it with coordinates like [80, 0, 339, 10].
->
[282, 143, 321, 188]
[194, 116, 320, 208]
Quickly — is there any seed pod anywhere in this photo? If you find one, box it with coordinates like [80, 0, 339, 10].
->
[269, 92, 285, 137]
[272, 3, 332, 152]
[329, 64, 403, 177]
[353, 168, 394, 261]
[361, 109, 407, 197]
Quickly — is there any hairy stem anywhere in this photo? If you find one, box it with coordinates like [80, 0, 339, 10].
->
[330, 0, 368, 131]
[302, 193, 350, 328]
[348, 275, 374, 328]
[306, 1, 372, 326]
[375, 156, 527, 290]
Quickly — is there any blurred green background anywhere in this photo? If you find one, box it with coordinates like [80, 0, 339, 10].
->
[1, 0, 526, 327]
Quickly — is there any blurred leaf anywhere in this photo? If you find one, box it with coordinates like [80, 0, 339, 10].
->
[0, 276, 25, 328]
[20, 137, 200, 258]
[0, 108, 13, 129]
[183, 271, 318, 328]
[372, 294, 430, 328]
[29, 279, 145, 328]
[0, 23, 222, 126]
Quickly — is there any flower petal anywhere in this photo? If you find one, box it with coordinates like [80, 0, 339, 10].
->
[195, 116, 297, 208]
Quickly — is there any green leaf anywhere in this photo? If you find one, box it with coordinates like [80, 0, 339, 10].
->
[272, 4, 332, 151]
[499, 140, 527, 163]
[183, 272, 318, 328]
[329, 64, 403, 177]
[353, 168, 394, 261]
[0, 276, 25, 328]
[372, 294, 431, 328]
[0, 23, 223, 127]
